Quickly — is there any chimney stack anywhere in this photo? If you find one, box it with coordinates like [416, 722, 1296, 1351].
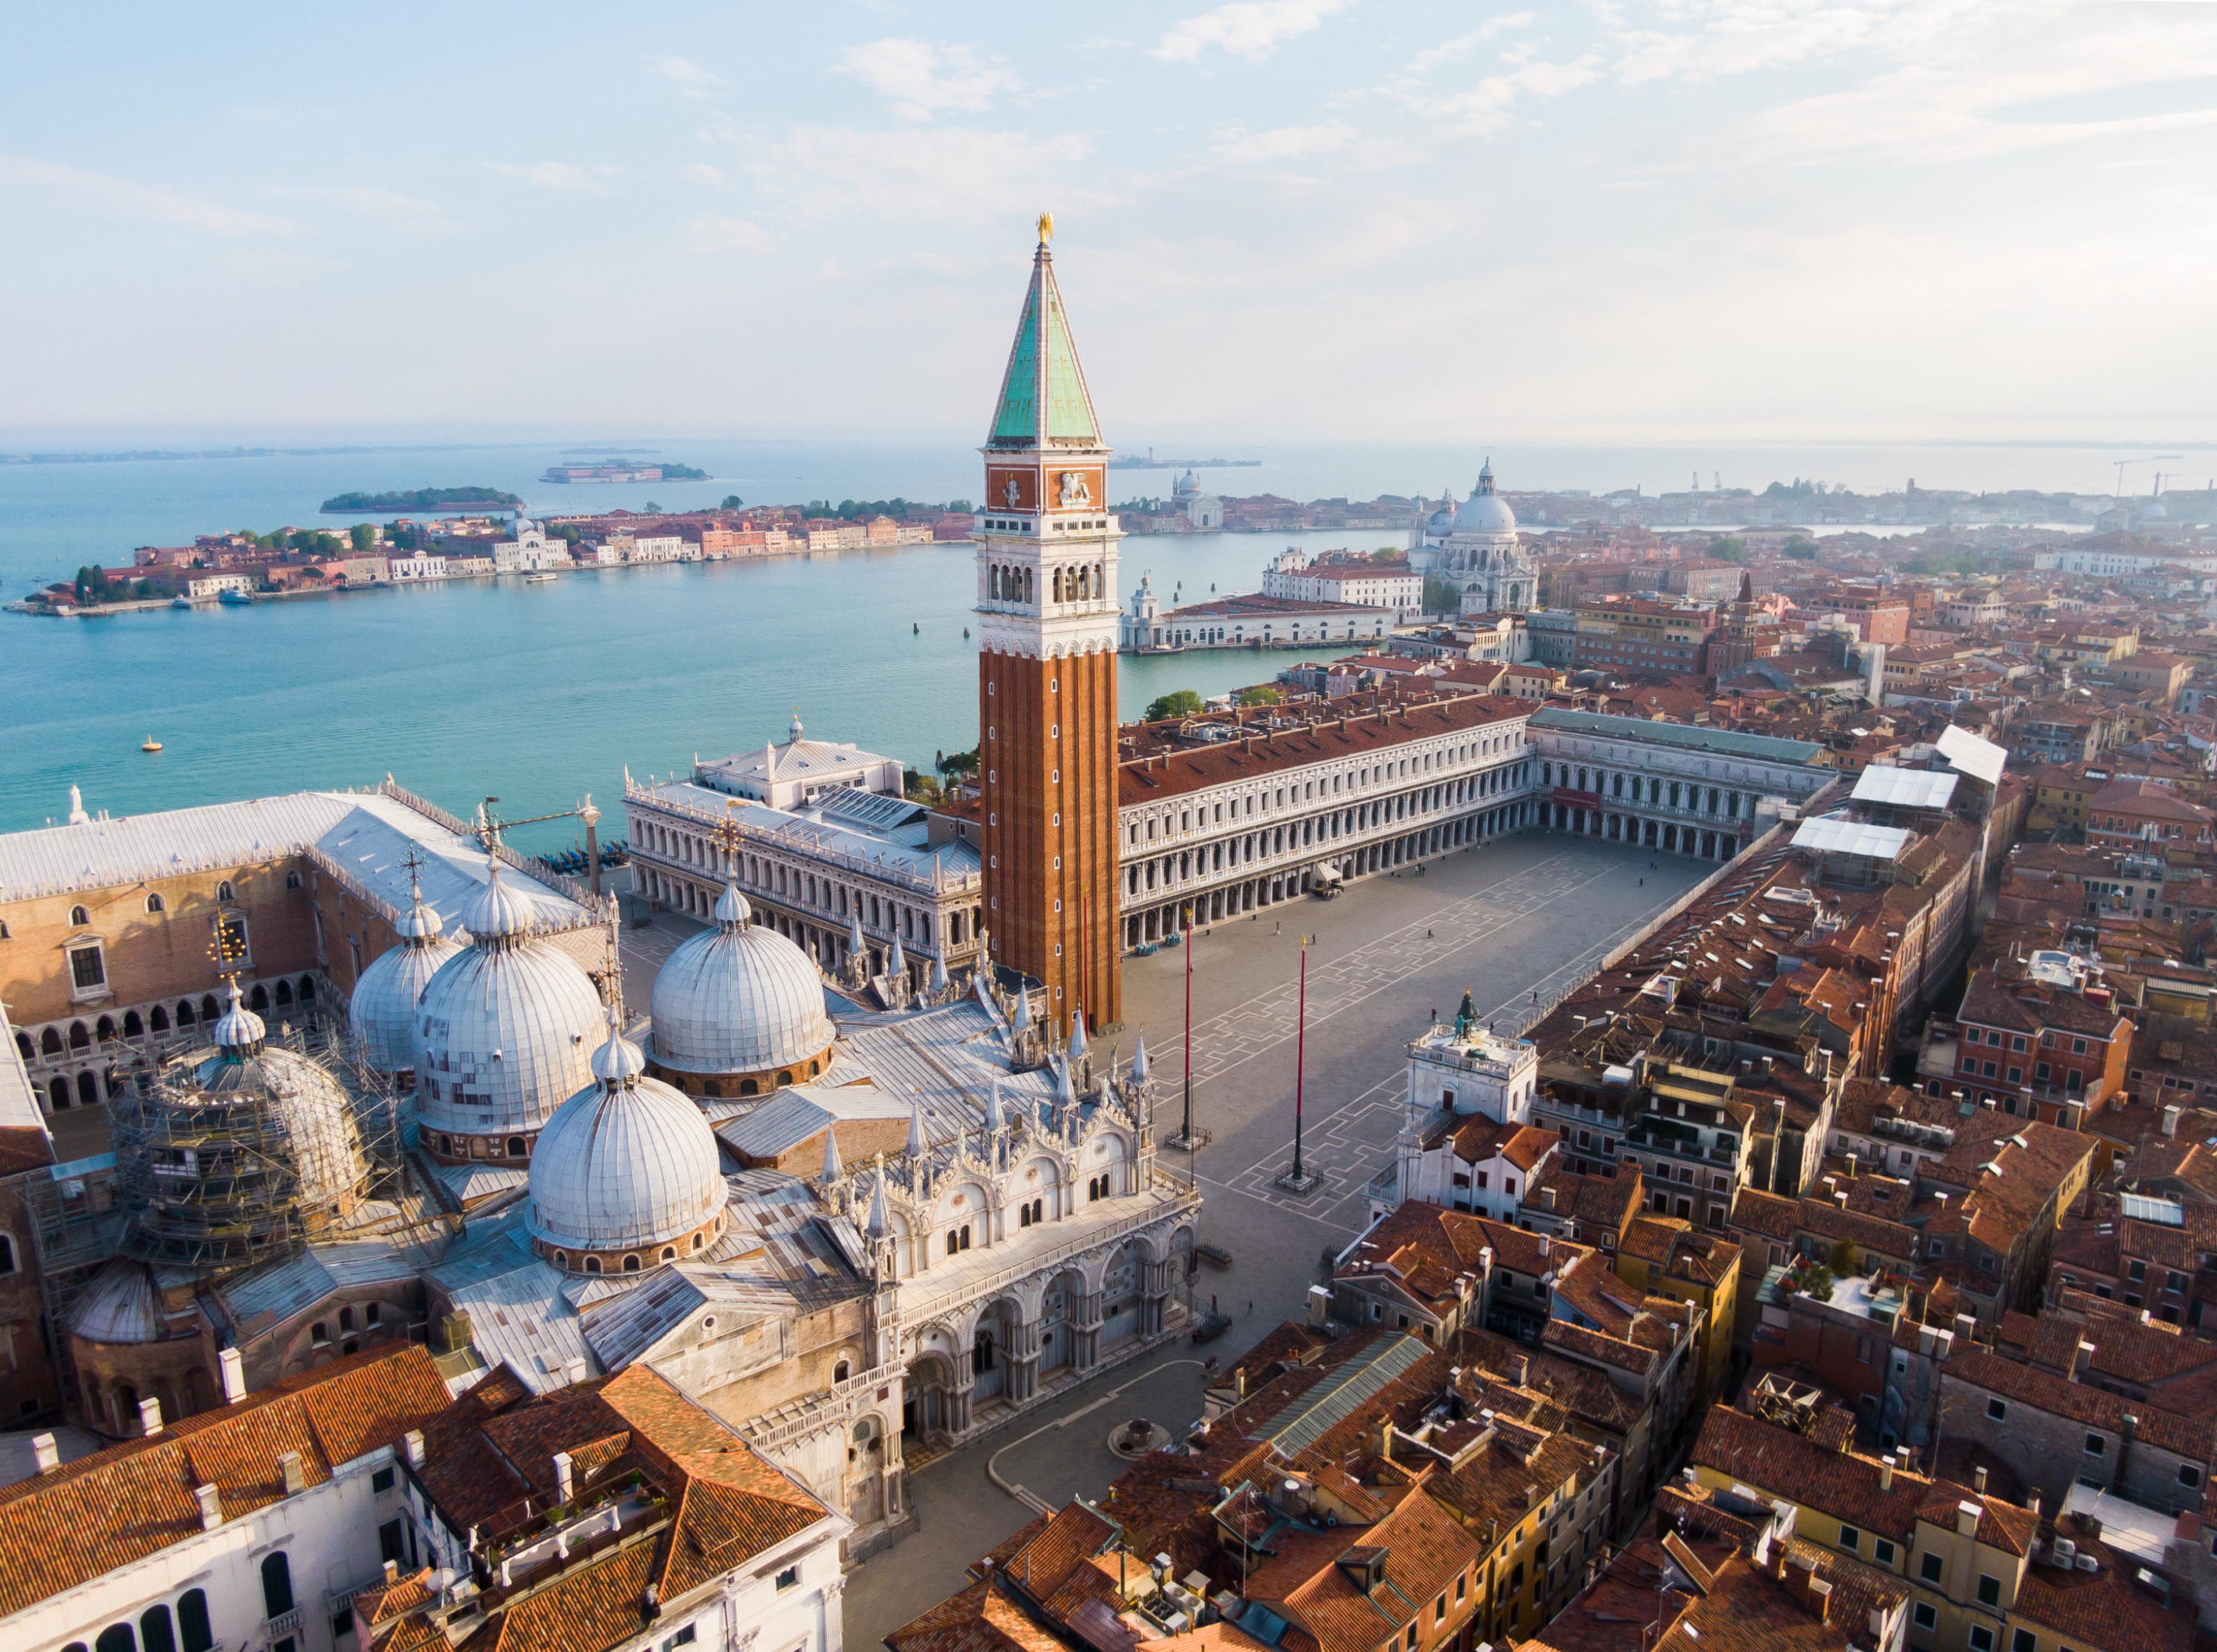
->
[404, 1429, 425, 1469]
[1974, 1467, 1988, 1494]
[197, 1483, 223, 1532]
[30, 1433, 60, 1474]
[138, 1396, 163, 1436]
[554, 1450, 575, 1504]
[220, 1346, 246, 1404]
[1879, 1459, 1894, 1492]
[384, 1560, 400, 1584]
[2072, 1341, 2096, 1381]
[280, 1449, 307, 1496]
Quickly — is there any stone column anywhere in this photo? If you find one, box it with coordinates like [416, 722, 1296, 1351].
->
[1072, 1288, 1105, 1368]
[1007, 1313, 1041, 1403]
[1141, 1258, 1176, 1336]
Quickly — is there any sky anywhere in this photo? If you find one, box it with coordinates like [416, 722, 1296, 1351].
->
[3, 1, 2216, 445]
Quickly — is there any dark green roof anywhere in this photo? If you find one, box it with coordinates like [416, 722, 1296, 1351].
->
[1531, 707, 1827, 765]
[987, 246, 1102, 449]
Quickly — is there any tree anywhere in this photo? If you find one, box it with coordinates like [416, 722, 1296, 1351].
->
[642, 500, 663, 513]
[1708, 535, 1747, 563]
[1146, 689, 1205, 722]
[936, 746, 979, 780]
[1237, 686, 1283, 707]
[1829, 1237, 1859, 1275]
[1422, 574, 1462, 615]
[1790, 1263, 1835, 1301]
[902, 768, 944, 805]
[721, 494, 744, 510]
[74, 565, 112, 604]
[350, 523, 377, 553]
[1782, 535, 1819, 561]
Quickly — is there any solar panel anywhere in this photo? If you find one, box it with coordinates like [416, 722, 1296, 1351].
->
[1251, 1333, 1428, 1455]
[813, 785, 924, 831]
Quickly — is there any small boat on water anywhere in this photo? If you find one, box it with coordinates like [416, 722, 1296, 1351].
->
[140, 737, 163, 753]
[962, 627, 970, 639]
[170, 596, 191, 610]
[523, 572, 559, 584]
[912, 622, 920, 635]
[218, 590, 254, 607]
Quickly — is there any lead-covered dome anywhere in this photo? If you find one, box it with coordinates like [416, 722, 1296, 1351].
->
[350, 880, 462, 1074]
[412, 864, 606, 1147]
[647, 881, 836, 1096]
[528, 1016, 728, 1271]
[1451, 459, 1517, 536]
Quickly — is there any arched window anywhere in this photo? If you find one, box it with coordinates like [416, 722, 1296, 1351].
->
[553, 1251, 568, 1270]
[623, 1255, 642, 1273]
[217, 881, 235, 903]
[175, 1000, 195, 1026]
[585, 1255, 603, 1274]
[0, 1236, 16, 1274]
[11, 1031, 27, 1061]
[78, 1072, 99, 1106]
[973, 1329, 995, 1377]
[297, 976, 316, 1003]
[96, 1016, 116, 1042]
[48, 1077, 68, 1111]
[41, 1027, 61, 1055]
[151, 1006, 169, 1032]
[660, 1246, 675, 1262]
[285, 871, 302, 890]
[507, 1137, 526, 1158]
[69, 906, 89, 927]
[249, 984, 269, 1011]
[94, 1626, 135, 1652]
[69, 1022, 90, 1050]
[200, 995, 218, 1020]
[124, 1010, 143, 1037]
[141, 1604, 177, 1652]
[145, 893, 165, 913]
[261, 1552, 294, 1618]
[274, 980, 293, 1007]
[178, 1591, 213, 1652]
[834, 1359, 850, 1382]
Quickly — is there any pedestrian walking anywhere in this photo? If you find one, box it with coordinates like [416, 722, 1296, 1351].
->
[1246, 1299, 1253, 1316]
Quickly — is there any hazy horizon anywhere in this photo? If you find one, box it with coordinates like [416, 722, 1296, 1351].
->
[5, 3, 2214, 443]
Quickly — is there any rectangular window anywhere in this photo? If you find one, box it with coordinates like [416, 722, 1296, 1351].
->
[663, 1629, 698, 1652]
[1987, 1398, 2007, 1423]
[1837, 1526, 1859, 1552]
[1872, 1538, 1896, 1567]
[372, 1467, 396, 1494]
[69, 945, 106, 991]
[2010, 1632, 2035, 1652]
[1912, 1603, 1936, 1631]
[776, 1566, 799, 1591]
[2085, 1433, 2105, 1456]
[1968, 1628, 1994, 1652]
[1920, 1552, 1943, 1584]
[1977, 1574, 2000, 1607]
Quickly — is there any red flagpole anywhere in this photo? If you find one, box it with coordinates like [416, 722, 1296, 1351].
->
[1291, 941, 1308, 1184]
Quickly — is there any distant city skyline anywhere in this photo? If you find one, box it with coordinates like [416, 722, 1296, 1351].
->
[3, 2, 2214, 441]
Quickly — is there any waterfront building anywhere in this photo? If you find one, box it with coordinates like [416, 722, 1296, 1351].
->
[1115, 687, 1538, 946]
[975, 216, 1124, 1029]
[623, 732, 984, 994]
[489, 519, 572, 573]
[1412, 461, 1536, 615]
[386, 554, 447, 581]
[1118, 586, 1392, 651]
[184, 574, 254, 600]
[1260, 546, 1422, 610]
[1171, 467, 1222, 528]
[1528, 707, 1839, 861]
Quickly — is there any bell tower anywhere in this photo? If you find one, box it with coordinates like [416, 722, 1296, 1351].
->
[977, 214, 1122, 1033]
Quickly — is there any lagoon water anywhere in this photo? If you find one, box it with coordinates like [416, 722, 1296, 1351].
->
[3, 434, 2203, 854]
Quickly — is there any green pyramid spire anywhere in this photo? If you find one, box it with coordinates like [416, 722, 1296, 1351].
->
[986, 229, 1102, 449]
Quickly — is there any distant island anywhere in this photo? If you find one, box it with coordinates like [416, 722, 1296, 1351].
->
[321, 487, 524, 513]
[542, 461, 708, 483]
[1108, 454, 1262, 469]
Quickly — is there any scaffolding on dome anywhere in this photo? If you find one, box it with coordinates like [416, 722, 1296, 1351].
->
[107, 1017, 414, 1273]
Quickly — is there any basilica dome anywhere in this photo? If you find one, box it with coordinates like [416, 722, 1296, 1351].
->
[349, 881, 462, 1075]
[527, 1017, 728, 1272]
[647, 882, 837, 1098]
[411, 865, 606, 1153]
[1451, 460, 1517, 536]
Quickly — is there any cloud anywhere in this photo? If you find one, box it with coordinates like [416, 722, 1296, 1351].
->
[684, 215, 779, 254]
[680, 162, 726, 186]
[648, 55, 725, 98]
[263, 184, 443, 221]
[1208, 121, 1360, 164]
[1391, 54, 1601, 138]
[1402, 13, 1535, 78]
[485, 161, 621, 195]
[1154, 0, 1355, 63]
[836, 38, 1022, 119]
[0, 155, 294, 235]
[747, 125, 1094, 224]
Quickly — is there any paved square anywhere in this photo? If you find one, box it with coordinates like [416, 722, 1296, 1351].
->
[840, 829, 1711, 1651]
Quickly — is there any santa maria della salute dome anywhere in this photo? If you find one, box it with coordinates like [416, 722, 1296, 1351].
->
[1412, 457, 1533, 616]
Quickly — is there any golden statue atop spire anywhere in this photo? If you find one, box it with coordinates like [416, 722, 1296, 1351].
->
[1037, 210, 1053, 244]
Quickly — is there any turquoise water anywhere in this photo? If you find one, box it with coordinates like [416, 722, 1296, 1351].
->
[5, 434, 2201, 853]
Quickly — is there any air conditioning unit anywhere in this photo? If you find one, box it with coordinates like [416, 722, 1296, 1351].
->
[2047, 1539, 2076, 1567]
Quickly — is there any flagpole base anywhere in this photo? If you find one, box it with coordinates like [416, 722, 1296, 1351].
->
[1167, 1127, 1212, 1152]
[1274, 1165, 1325, 1197]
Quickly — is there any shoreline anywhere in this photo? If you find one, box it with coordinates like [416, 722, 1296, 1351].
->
[4, 538, 980, 620]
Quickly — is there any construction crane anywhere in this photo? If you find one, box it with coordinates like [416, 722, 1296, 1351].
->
[2113, 454, 2181, 496]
